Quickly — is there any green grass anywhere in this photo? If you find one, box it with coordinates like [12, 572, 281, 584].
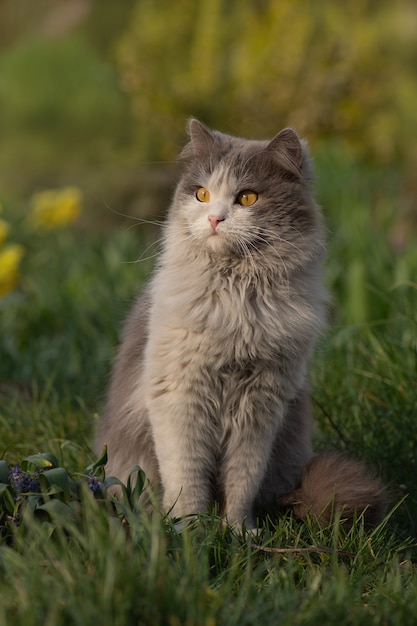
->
[1, 155, 417, 624]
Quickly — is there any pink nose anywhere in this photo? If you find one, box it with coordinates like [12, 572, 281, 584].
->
[208, 215, 224, 229]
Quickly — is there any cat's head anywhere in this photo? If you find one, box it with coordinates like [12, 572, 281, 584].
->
[170, 119, 323, 265]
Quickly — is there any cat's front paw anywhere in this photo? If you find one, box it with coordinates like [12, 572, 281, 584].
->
[243, 526, 264, 540]
[223, 509, 256, 532]
[163, 489, 211, 521]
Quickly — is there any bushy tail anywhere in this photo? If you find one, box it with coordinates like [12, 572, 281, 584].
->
[279, 452, 388, 528]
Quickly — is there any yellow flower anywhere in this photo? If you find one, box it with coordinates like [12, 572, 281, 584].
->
[0, 244, 25, 297]
[0, 219, 10, 246]
[30, 187, 82, 230]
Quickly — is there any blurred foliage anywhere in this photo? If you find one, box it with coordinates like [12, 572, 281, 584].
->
[0, 192, 156, 400]
[0, 0, 175, 224]
[30, 187, 82, 230]
[314, 145, 417, 325]
[0, 35, 128, 194]
[0, 187, 82, 298]
[0, 244, 25, 297]
[118, 0, 417, 167]
[0, 37, 121, 140]
[0, 0, 416, 225]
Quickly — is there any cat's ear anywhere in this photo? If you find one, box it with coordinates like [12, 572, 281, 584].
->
[267, 128, 303, 177]
[179, 118, 217, 160]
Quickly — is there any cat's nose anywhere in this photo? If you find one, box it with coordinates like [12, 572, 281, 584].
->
[208, 215, 225, 230]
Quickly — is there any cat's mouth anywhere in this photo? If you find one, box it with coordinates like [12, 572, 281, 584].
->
[206, 229, 249, 258]
[202, 223, 244, 257]
[206, 228, 229, 251]
[208, 230, 224, 240]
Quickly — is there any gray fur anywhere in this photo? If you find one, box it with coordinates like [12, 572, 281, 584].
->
[96, 120, 328, 527]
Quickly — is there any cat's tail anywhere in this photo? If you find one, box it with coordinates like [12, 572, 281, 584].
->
[279, 452, 388, 528]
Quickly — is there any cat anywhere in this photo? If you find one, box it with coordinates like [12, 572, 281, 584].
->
[96, 119, 386, 528]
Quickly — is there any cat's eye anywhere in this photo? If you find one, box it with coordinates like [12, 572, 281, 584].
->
[237, 191, 258, 206]
[196, 187, 210, 203]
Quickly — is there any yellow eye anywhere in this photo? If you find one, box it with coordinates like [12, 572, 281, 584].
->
[237, 191, 258, 206]
[196, 187, 210, 203]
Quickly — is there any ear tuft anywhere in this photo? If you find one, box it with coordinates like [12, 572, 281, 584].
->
[267, 128, 303, 176]
[179, 118, 216, 160]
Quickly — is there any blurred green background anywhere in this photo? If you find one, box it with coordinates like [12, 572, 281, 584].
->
[1, 0, 416, 222]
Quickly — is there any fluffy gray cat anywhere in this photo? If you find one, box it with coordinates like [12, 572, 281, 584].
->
[96, 120, 386, 528]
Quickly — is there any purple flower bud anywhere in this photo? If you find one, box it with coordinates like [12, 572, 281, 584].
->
[9, 465, 40, 494]
[87, 475, 103, 494]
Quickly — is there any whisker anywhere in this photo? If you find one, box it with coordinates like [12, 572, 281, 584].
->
[102, 200, 166, 228]
[125, 238, 164, 264]
[235, 229, 291, 290]
[249, 226, 305, 255]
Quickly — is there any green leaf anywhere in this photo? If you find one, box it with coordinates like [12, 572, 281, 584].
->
[103, 475, 126, 491]
[38, 468, 72, 502]
[126, 466, 147, 503]
[34, 498, 78, 526]
[26, 494, 43, 512]
[103, 476, 130, 504]
[21, 453, 59, 472]
[84, 445, 108, 476]
[0, 460, 10, 484]
[0, 484, 18, 514]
